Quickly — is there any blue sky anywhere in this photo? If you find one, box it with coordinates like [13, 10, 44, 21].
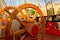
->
[4, 0, 45, 7]
[2, 0, 60, 7]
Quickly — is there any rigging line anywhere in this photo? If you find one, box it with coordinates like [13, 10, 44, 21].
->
[44, 0, 47, 12]
[2, 0, 5, 4]
[10, 0, 13, 6]
[14, 0, 17, 6]
[2, 0, 7, 7]
[12, 0, 15, 6]
[0, 0, 3, 8]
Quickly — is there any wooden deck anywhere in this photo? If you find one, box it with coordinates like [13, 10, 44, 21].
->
[0, 33, 60, 40]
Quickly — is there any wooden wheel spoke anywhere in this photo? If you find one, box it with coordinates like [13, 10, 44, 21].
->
[0, 9, 5, 14]
[32, 11, 37, 21]
[4, 6, 19, 19]
[25, 8, 30, 22]
[20, 11, 26, 19]
[5, 18, 13, 40]
[15, 16, 26, 27]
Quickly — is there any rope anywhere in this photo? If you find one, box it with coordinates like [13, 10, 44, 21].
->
[10, 0, 13, 6]
[2, 0, 7, 7]
[12, 0, 15, 6]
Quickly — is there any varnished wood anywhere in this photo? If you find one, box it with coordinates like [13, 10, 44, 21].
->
[17, 4, 45, 40]
[0, 3, 45, 40]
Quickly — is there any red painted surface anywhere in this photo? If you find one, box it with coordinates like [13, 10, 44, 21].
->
[32, 25, 39, 37]
[46, 22, 60, 36]
[46, 22, 55, 31]
[47, 29, 60, 36]
[31, 22, 60, 37]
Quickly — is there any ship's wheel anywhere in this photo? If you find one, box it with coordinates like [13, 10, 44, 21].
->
[0, 4, 46, 40]
[0, 6, 19, 40]
[16, 4, 46, 40]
